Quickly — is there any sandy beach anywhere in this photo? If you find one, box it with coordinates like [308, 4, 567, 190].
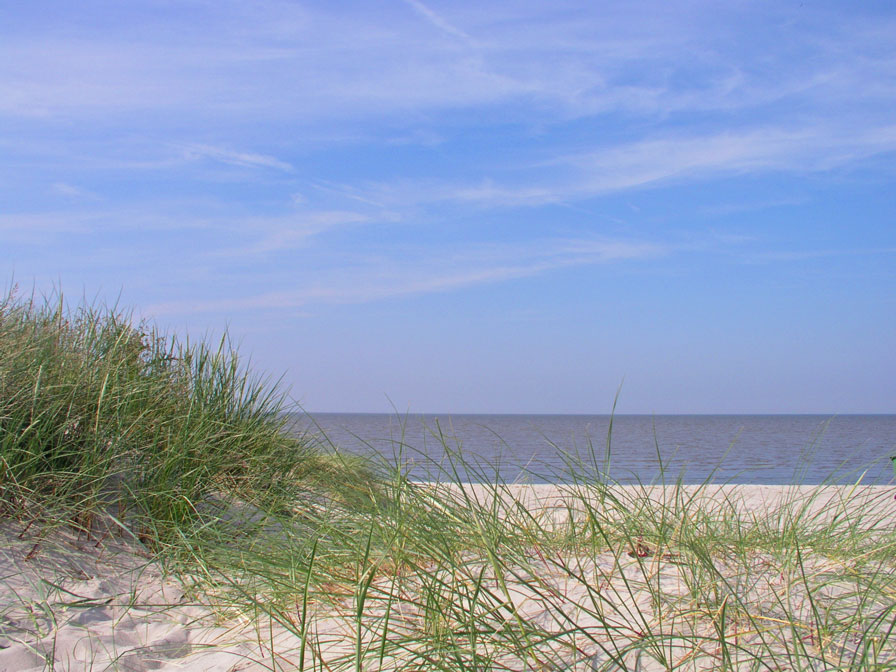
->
[1, 484, 893, 671]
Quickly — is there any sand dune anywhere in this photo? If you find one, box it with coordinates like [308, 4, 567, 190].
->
[1, 485, 893, 671]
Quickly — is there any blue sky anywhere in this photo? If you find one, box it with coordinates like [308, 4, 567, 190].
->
[2, 0, 894, 414]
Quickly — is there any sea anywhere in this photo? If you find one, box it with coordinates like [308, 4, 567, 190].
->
[287, 414, 896, 485]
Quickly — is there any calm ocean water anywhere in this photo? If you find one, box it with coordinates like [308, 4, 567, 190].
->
[287, 414, 896, 485]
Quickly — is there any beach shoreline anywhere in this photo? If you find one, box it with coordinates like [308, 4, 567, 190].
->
[424, 481, 896, 524]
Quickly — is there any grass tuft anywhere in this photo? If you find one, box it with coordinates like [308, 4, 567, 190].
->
[0, 285, 373, 549]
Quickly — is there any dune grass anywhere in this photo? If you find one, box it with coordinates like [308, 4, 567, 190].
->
[1, 288, 894, 670]
[183, 439, 894, 671]
[0, 286, 374, 547]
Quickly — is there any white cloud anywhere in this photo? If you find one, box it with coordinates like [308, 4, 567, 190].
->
[563, 124, 896, 192]
[697, 197, 807, 217]
[0, 212, 94, 235]
[2, 2, 891, 125]
[403, 0, 473, 42]
[50, 182, 98, 199]
[744, 247, 896, 264]
[145, 235, 667, 316]
[179, 144, 293, 172]
[0, 209, 213, 236]
[211, 210, 377, 257]
[344, 123, 896, 211]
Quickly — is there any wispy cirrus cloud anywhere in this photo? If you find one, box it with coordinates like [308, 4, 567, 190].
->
[50, 182, 99, 199]
[3, 2, 893, 126]
[145, 235, 667, 316]
[179, 144, 294, 172]
[558, 124, 896, 191]
[310, 123, 896, 215]
[210, 210, 381, 257]
[0, 209, 214, 236]
[0, 204, 379, 259]
[743, 247, 896, 264]
[402, 0, 473, 43]
[696, 197, 808, 218]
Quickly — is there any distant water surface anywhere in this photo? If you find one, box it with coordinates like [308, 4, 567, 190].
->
[287, 414, 896, 485]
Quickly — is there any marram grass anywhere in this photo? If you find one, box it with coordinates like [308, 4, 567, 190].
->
[1, 288, 894, 670]
[0, 286, 374, 546]
[190, 440, 895, 671]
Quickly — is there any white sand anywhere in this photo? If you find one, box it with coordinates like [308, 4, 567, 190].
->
[434, 482, 896, 525]
[1, 485, 893, 671]
[0, 522, 272, 671]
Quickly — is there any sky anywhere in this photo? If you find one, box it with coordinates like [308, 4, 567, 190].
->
[2, 0, 895, 414]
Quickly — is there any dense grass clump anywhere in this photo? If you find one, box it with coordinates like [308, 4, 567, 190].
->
[0, 286, 370, 544]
